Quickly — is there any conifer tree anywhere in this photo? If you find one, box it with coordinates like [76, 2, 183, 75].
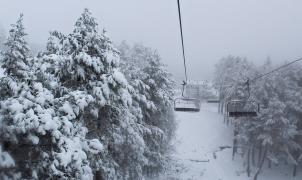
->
[45, 9, 146, 179]
[0, 14, 101, 180]
[119, 42, 176, 176]
[1, 14, 30, 80]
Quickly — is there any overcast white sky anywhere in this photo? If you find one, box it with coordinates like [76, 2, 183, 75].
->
[1, 0, 302, 81]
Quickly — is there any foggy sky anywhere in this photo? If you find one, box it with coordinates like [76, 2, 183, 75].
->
[1, 0, 302, 81]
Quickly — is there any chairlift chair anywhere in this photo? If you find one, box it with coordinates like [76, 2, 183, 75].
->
[174, 1, 201, 113]
[174, 97, 201, 112]
[226, 100, 259, 117]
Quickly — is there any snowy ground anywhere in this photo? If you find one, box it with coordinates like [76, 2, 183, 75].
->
[157, 103, 302, 180]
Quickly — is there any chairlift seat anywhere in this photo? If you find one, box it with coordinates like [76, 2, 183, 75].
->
[226, 100, 259, 117]
[207, 99, 220, 103]
[228, 111, 257, 117]
[174, 98, 201, 112]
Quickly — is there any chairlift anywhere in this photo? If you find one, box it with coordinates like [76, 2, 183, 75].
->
[225, 79, 260, 117]
[226, 100, 259, 117]
[173, 0, 201, 112]
[174, 81, 201, 112]
[174, 97, 201, 112]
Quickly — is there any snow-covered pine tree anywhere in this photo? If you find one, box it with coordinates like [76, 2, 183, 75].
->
[0, 22, 6, 88]
[1, 14, 30, 80]
[57, 8, 120, 89]
[0, 14, 102, 180]
[1, 9, 177, 180]
[0, 14, 40, 179]
[252, 63, 302, 178]
[0, 22, 6, 52]
[119, 42, 176, 177]
[45, 9, 146, 179]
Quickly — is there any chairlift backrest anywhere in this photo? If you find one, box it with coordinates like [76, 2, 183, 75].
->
[174, 98, 201, 112]
[185, 84, 200, 99]
[226, 100, 259, 117]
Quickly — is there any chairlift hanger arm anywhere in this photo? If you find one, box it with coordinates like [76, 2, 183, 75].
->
[177, 0, 188, 83]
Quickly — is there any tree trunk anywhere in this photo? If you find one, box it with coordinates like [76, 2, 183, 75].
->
[218, 86, 222, 114]
[218, 95, 223, 114]
[218, 101, 221, 114]
[220, 101, 223, 114]
[253, 147, 268, 180]
[247, 148, 251, 177]
[292, 150, 299, 177]
[227, 115, 230, 125]
[232, 128, 238, 160]
[95, 170, 105, 180]
[268, 159, 271, 169]
[219, 98, 224, 114]
[293, 164, 297, 177]
[252, 145, 256, 167]
[257, 145, 262, 167]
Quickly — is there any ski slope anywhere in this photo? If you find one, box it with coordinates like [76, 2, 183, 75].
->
[159, 102, 302, 180]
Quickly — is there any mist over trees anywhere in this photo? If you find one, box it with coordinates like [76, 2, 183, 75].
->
[0, 9, 176, 180]
[214, 55, 302, 179]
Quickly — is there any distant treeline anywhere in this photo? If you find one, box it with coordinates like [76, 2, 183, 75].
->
[215, 56, 302, 179]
